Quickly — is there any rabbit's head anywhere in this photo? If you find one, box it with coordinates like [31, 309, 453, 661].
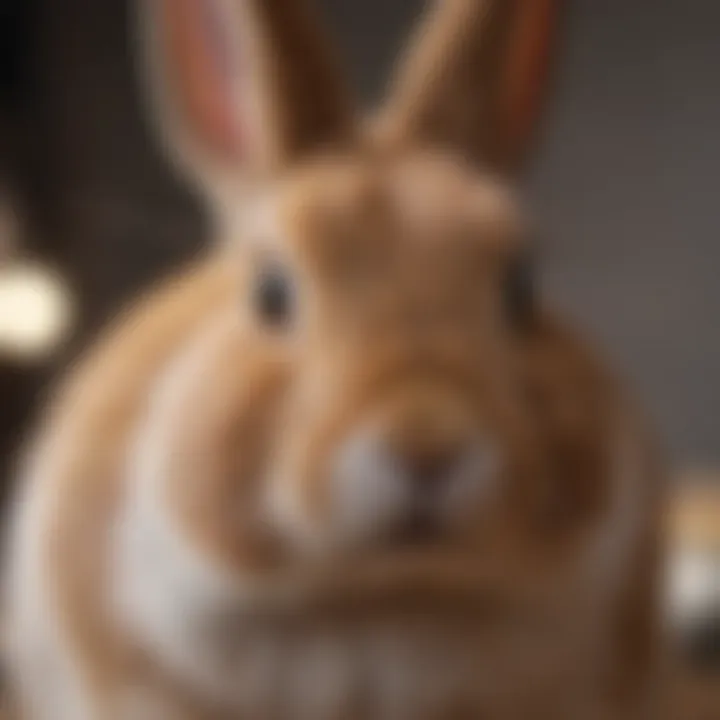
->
[136, 1, 639, 604]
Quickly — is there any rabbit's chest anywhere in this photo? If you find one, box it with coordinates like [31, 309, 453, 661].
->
[136, 615, 598, 719]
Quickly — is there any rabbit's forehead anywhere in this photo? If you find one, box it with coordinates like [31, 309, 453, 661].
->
[249, 153, 523, 261]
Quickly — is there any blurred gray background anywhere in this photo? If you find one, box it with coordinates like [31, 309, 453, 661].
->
[2, 0, 719, 474]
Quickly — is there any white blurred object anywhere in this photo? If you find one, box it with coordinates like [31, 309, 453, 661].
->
[664, 480, 719, 647]
[0, 194, 75, 362]
[668, 544, 718, 631]
[0, 261, 75, 362]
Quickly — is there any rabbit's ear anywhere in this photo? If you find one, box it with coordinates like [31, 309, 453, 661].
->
[375, 0, 562, 173]
[135, 0, 355, 201]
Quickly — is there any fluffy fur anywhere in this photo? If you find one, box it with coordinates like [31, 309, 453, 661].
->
[4, 1, 670, 718]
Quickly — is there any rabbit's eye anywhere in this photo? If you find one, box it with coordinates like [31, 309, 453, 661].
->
[503, 252, 535, 330]
[254, 264, 294, 328]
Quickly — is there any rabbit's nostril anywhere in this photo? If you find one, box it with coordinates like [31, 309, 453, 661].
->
[403, 447, 460, 494]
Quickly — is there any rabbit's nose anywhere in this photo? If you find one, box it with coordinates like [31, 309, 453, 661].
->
[328, 427, 499, 549]
[401, 445, 463, 496]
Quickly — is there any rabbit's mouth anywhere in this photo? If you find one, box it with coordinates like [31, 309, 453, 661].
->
[380, 503, 452, 550]
[266, 407, 501, 560]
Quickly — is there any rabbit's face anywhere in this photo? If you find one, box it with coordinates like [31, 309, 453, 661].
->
[239, 152, 613, 582]
[143, 0, 623, 601]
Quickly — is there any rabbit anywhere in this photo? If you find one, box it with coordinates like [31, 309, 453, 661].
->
[3, 0, 673, 718]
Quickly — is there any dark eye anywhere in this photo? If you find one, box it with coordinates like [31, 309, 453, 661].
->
[254, 264, 294, 328]
[504, 251, 536, 330]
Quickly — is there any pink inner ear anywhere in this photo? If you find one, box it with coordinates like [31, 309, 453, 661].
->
[500, 0, 562, 168]
[160, 0, 246, 163]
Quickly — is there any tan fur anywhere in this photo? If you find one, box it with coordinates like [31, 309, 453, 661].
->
[4, 258, 235, 712]
[374, 0, 560, 172]
[5, 2, 669, 719]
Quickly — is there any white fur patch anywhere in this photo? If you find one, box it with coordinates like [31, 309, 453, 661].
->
[113, 311, 271, 706]
[114, 310, 310, 715]
[4, 428, 96, 720]
[330, 430, 413, 549]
